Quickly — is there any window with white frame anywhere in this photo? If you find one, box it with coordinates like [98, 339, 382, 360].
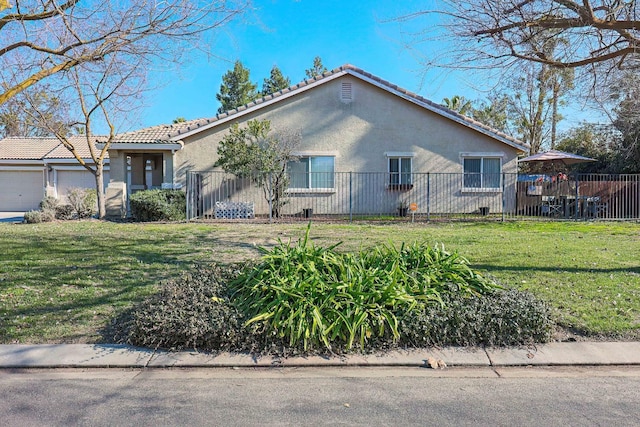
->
[287, 156, 335, 189]
[386, 153, 413, 189]
[462, 156, 502, 190]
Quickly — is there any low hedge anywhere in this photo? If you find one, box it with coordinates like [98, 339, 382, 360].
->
[107, 265, 245, 351]
[109, 265, 554, 355]
[399, 286, 554, 347]
[129, 189, 186, 222]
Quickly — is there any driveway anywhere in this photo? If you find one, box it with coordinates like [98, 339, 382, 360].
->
[0, 212, 24, 223]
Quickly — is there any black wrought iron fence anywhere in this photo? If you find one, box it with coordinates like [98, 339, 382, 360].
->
[185, 171, 640, 221]
[517, 173, 640, 220]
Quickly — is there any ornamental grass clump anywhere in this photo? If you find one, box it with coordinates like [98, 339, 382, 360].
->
[230, 225, 501, 353]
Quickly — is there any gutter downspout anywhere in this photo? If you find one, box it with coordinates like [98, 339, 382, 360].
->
[173, 140, 184, 188]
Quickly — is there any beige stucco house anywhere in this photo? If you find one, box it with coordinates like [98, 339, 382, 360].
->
[0, 136, 109, 211]
[104, 64, 528, 218]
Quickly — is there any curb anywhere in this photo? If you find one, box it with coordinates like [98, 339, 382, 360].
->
[1, 342, 640, 369]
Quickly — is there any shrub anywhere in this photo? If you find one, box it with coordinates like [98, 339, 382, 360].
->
[24, 198, 57, 223]
[55, 204, 76, 220]
[229, 226, 502, 353]
[23, 210, 46, 224]
[108, 228, 553, 354]
[129, 189, 186, 222]
[39, 196, 58, 220]
[399, 287, 554, 347]
[39, 196, 58, 212]
[111, 265, 245, 351]
[67, 188, 97, 219]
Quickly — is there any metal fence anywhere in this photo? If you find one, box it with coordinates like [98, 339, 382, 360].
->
[185, 171, 640, 221]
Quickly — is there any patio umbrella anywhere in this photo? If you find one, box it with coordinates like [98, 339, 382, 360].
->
[518, 149, 596, 166]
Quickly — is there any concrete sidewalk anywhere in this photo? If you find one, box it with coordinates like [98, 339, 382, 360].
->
[1, 342, 640, 369]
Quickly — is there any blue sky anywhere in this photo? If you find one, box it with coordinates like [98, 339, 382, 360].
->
[137, 0, 597, 132]
[139, 0, 465, 128]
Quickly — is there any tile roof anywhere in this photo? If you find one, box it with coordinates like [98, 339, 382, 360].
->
[112, 64, 528, 152]
[111, 119, 211, 144]
[0, 136, 107, 160]
[0, 137, 60, 160]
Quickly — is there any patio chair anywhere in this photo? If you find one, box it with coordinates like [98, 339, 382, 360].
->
[541, 195, 562, 216]
[586, 196, 608, 218]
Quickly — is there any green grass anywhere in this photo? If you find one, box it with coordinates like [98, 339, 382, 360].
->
[1, 220, 639, 343]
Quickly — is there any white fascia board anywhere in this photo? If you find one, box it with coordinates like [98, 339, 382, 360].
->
[99, 143, 183, 151]
[45, 158, 110, 165]
[49, 165, 110, 171]
[0, 165, 45, 171]
[171, 72, 351, 141]
[0, 159, 44, 165]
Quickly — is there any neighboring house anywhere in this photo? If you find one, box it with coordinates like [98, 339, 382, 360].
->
[0, 136, 109, 211]
[104, 64, 529, 217]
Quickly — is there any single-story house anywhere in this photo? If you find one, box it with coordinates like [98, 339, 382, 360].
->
[0, 136, 109, 211]
[103, 64, 528, 218]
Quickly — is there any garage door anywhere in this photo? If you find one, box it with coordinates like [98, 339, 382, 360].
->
[57, 170, 109, 202]
[0, 170, 45, 211]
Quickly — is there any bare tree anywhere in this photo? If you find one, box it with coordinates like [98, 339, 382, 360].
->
[0, 0, 248, 106]
[0, 86, 66, 137]
[4, 0, 248, 218]
[24, 53, 144, 218]
[397, 1, 640, 76]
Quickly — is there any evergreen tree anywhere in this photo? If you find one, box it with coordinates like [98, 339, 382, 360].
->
[262, 65, 291, 96]
[305, 56, 328, 79]
[216, 60, 258, 114]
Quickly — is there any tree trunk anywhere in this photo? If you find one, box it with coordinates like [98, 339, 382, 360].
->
[94, 162, 106, 219]
[551, 79, 559, 149]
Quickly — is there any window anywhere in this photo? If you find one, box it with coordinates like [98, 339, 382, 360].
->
[388, 156, 412, 190]
[463, 157, 501, 190]
[287, 156, 335, 189]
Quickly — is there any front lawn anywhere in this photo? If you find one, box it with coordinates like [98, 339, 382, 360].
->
[0, 220, 638, 344]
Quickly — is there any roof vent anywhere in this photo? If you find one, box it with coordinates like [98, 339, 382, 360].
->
[340, 82, 353, 103]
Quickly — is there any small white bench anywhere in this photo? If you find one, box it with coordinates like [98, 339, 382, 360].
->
[214, 201, 255, 219]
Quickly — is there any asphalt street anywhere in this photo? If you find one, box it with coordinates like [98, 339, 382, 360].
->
[2, 366, 640, 426]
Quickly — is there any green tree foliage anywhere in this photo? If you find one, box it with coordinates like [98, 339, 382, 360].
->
[305, 56, 328, 79]
[502, 53, 573, 154]
[0, 88, 67, 138]
[261, 65, 291, 96]
[609, 72, 640, 173]
[215, 119, 301, 217]
[470, 95, 510, 134]
[216, 60, 258, 114]
[442, 95, 473, 115]
[555, 124, 616, 173]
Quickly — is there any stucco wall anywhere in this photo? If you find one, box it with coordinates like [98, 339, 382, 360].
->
[177, 75, 519, 177]
[178, 74, 522, 215]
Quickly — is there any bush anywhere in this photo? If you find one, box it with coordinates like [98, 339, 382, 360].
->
[39, 196, 58, 212]
[23, 210, 47, 224]
[67, 188, 97, 219]
[107, 228, 553, 354]
[24, 199, 56, 223]
[229, 226, 502, 353]
[129, 189, 186, 222]
[110, 265, 245, 351]
[399, 287, 554, 347]
[55, 204, 76, 220]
